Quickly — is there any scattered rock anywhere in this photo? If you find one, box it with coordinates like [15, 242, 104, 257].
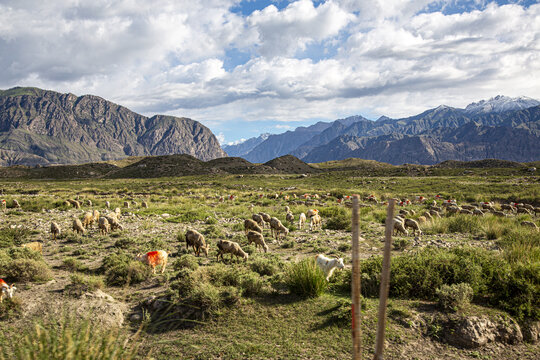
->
[443, 316, 523, 349]
[75, 290, 127, 328]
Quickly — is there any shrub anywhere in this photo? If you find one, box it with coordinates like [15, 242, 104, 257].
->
[101, 253, 151, 286]
[0, 318, 141, 360]
[321, 207, 351, 231]
[239, 272, 266, 296]
[284, 258, 328, 298]
[64, 274, 104, 297]
[62, 258, 88, 272]
[436, 283, 473, 312]
[446, 215, 480, 234]
[172, 254, 199, 271]
[4, 259, 52, 282]
[250, 256, 282, 276]
[0, 297, 23, 320]
[0, 228, 30, 248]
[188, 282, 222, 317]
[393, 238, 411, 251]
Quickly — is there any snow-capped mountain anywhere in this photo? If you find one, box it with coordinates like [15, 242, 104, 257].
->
[465, 95, 540, 114]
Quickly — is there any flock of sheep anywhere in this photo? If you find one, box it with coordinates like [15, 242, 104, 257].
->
[1, 191, 538, 298]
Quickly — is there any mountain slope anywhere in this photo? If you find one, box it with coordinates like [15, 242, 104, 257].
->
[222, 133, 270, 157]
[0, 87, 226, 165]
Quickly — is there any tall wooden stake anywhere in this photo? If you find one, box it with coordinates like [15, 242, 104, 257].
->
[373, 198, 396, 360]
[351, 195, 362, 360]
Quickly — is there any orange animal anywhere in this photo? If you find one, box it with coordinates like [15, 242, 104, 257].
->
[135, 250, 168, 274]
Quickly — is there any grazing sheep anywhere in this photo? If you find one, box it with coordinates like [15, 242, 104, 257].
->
[535, 207, 540, 216]
[393, 220, 409, 236]
[422, 212, 433, 221]
[520, 221, 538, 230]
[446, 206, 461, 215]
[0, 279, 16, 303]
[114, 207, 121, 218]
[429, 209, 441, 218]
[103, 215, 123, 231]
[417, 216, 427, 224]
[98, 217, 110, 234]
[459, 209, 473, 215]
[51, 222, 61, 240]
[93, 209, 100, 222]
[269, 217, 281, 237]
[286, 212, 294, 224]
[298, 213, 306, 230]
[244, 219, 262, 234]
[67, 199, 81, 209]
[63, 200, 70, 207]
[135, 250, 168, 274]
[306, 209, 319, 218]
[430, 206, 442, 212]
[12, 199, 21, 208]
[492, 211, 507, 217]
[522, 204, 534, 211]
[260, 212, 272, 224]
[399, 209, 410, 216]
[185, 229, 209, 257]
[252, 214, 265, 228]
[275, 223, 289, 242]
[246, 231, 268, 253]
[22, 241, 43, 254]
[285, 206, 290, 213]
[461, 204, 477, 211]
[141, 201, 148, 208]
[86, 199, 92, 206]
[105, 201, 111, 209]
[309, 214, 322, 231]
[216, 239, 248, 263]
[72, 217, 85, 234]
[82, 212, 94, 229]
[315, 254, 345, 281]
[123, 201, 130, 209]
[404, 219, 422, 236]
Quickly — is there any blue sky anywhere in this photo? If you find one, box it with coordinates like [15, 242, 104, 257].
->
[0, 0, 539, 145]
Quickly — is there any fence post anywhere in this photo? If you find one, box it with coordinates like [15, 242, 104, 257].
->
[373, 198, 396, 360]
[351, 195, 362, 360]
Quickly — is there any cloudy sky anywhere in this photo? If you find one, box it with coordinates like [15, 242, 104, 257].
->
[1, 0, 539, 145]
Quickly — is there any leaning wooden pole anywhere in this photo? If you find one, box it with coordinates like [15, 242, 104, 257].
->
[373, 198, 396, 360]
[351, 195, 362, 360]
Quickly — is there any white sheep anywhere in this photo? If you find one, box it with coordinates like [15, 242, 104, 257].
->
[404, 218, 422, 236]
[246, 231, 269, 253]
[309, 214, 322, 231]
[82, 212, 94, 229]
[0, 279, 16, 303]
[315, 254, 345, 281]
[72, 217, 85, 234]
[298, 213, 306, 230]
[393, 219, 409, 236]
[216, 239, 248, 262]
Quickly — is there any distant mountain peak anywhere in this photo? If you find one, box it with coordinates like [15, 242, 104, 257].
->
[465, 95, 539, 114]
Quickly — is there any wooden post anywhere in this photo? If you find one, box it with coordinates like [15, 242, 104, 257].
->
[351, 195, 362, 360]
[373, 198, 396, 360]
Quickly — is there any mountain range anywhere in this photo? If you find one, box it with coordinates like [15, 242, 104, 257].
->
[0, 87, 226, 166]
[223, 95, 540, 165]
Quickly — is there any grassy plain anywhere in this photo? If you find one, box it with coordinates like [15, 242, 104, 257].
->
[0, 170, 538, 359]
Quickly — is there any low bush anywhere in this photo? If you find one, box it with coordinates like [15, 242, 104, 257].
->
[0, 318, 141, 360]
[436, 283, 473, 312]
[101, 253, 151, 286]
[62, 258, 88, 272]
[64, 274, 104, 297]
[284, 258, 328, 298]
[321, 207, 351, 231]
[0, 228, 30, 248]
[172, 254, 199, 271]
[250, 256, 282, 276]
[0, 297, 23, 320]
[3, 259, 52, 282]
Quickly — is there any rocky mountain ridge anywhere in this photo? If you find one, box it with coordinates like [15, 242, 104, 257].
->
[0, 87, 226, 166]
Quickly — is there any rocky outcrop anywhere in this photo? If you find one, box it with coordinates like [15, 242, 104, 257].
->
[0, 87, 226, 165]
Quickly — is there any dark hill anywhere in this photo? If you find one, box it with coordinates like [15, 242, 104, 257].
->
[263, 155, 319, 174]
[434, 159, 525, 168]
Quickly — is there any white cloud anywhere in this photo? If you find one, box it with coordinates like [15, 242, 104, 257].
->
[216, 132, 226, 144]
[0, 0, 539, 139]
[227, 138, 247, 146]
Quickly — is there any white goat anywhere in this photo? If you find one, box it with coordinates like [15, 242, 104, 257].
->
[315, 254, 345, 281]
[0, 279, 16, 303]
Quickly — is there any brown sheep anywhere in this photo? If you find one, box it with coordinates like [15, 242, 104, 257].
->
[246, 231, 268, 253]
[404, 218, 422, 236]
[244, 219, 262, 234]
[309, 214, 322, 231]
[393, 220, 409, 236]
[93, 209, 100, 222]
[185, 229, 209, 257]
[22, 241, 43, 254]
[216, 239, 248, 263]
[252, 214, 265, 228]
[141, 201, 148, 208]
[286, 212, 294, 224]
[520, 221, 538, 230]
[82, 212, 94, 229]
[98, 217, 110, 235]
[72, 218, 85, 234]
[51, 222, 61, 240]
